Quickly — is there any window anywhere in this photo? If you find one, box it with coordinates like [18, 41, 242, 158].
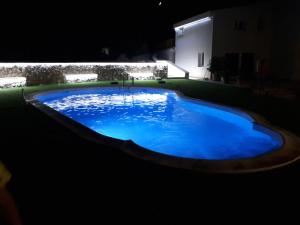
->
[257, 17, 265, 32]
[234, 20, 247, 31]
[239, 21, 247, 31]
[198, 52, 205, 67]
[177, 28, 184, 37]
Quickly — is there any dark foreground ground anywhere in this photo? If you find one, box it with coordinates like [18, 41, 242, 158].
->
[1, 79, 300, 224]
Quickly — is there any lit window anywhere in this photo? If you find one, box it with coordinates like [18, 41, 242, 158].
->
[177, 28, 184, 37]
[198, 52, 205, 67]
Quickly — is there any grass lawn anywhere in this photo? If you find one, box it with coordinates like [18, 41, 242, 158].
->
[1, 79, 299, 224]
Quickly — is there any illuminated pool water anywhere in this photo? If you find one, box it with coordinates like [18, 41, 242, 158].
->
[35, 87, 283, 160]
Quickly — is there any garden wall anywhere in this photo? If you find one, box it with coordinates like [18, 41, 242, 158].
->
[0, 62, 169, 86]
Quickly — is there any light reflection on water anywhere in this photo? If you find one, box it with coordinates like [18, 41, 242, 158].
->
[37, 88, 283, 160]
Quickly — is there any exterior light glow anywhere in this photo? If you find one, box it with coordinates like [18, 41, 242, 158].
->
[128, 73, 154, 80]
[0, 61, 187, 84]
[175, 17, 211, 31]
[0, 77, 26, 88]
[156, 60, 188, 78]
[0, 62, 168, 68]
[65, 74, 98, 83]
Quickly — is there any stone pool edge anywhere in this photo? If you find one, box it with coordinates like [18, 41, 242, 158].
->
[25, 86, 300, 174]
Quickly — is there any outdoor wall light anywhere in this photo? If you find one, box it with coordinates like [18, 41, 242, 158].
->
[175, 17, 212, 31]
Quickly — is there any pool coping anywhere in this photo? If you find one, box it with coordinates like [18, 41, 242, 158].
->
[24, 86, 300, 174]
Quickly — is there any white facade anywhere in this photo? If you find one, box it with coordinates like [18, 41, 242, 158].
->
[174, 12, 213, 79]
[174, 3, 293, 80]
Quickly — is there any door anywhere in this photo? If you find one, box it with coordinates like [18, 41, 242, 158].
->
[240, 53, 255, 80]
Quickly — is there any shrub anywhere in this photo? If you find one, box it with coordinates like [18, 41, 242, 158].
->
[95, 66, 129, 81]
[208, 57, 225, 81]
[24, 66, 64, 86]
[153, 66, 168, 79]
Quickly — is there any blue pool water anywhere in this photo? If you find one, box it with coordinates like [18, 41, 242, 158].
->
[35, 87, 283, 160]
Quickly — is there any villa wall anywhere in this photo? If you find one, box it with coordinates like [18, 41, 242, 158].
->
[212, 3, 272, 61]
[175, 12, 213, 79]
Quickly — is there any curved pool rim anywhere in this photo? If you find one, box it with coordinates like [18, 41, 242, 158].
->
[25, 86, 300, 174]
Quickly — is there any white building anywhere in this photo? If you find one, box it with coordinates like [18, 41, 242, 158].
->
[174, 2, 300, 81]
[174, 12, 214, 80]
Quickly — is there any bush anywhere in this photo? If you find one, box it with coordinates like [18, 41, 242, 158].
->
[24, 66, 64, 86]
[95, 66, 129, 81]
[208, 57, 225, 81]
[153, 66, 168, 79]
[0, 66, 23, 78]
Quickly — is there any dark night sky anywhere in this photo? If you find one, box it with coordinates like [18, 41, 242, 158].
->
[0, 0, 272, 61]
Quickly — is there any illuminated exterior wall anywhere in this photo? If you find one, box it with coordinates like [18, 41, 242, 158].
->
[175, 2, 300, 81]
[174, 3, 273, 80]
[174, 12, 213, 79]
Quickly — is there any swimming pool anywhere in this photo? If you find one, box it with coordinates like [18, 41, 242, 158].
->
[34, 87, 283, 161]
